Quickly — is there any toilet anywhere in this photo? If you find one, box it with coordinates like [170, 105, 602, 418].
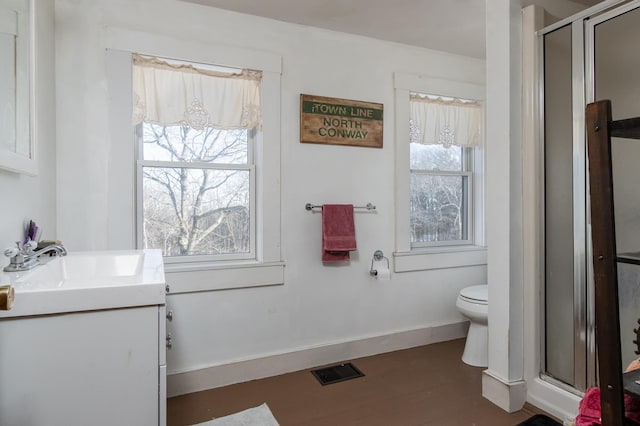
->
[456, 284, 488, 367]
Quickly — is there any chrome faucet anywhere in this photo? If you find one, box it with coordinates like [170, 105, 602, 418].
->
[3, 241, 67, 272]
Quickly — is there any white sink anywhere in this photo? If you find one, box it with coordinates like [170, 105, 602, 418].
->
[0, 249, 165, 318]
[19, 252, 145, 288]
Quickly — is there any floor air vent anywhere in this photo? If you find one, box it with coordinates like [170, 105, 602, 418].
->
[311, 362, 364, 385]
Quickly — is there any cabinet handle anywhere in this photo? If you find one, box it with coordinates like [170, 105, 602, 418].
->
[166, 310, 173, 321]
[165, 284, 171, 294]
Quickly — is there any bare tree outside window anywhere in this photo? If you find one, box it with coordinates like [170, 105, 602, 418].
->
[140, 122, 252, 257]
[410, 143, 469, 244]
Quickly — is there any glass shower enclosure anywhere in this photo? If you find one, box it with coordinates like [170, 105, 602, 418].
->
[541, 0, 640, 393]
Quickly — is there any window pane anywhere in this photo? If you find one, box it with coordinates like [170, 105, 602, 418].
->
[410, 143, 462, 171]
[142, 123, 248, 164]
[142, 166, 250, 256]
[410, 174, 468, 243]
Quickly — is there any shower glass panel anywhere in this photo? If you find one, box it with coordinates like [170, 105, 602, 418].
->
[540, 0, 640, 395]
[543, 24, 578, 387]
[593, 5, 640, 370]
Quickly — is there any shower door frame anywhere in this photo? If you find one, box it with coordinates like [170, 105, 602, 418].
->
[538, 16, 590, 393]
[538, 0, 640, 394]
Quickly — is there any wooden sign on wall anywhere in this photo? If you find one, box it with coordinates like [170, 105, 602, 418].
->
[300, 94, 383, 148]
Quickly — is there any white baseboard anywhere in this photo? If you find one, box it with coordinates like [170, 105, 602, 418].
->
[482, 370, 527, 413]
[167, 321, 469, 397]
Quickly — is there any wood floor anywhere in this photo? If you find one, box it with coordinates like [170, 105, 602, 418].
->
[167, 339, 553, 426]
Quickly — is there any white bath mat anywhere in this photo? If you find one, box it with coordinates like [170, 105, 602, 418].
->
[192, 403, 280, 426]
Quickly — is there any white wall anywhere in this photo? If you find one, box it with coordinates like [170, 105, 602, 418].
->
[54, 0, 487, 390]
[0, 0, 56, 255]
[528, 0, 596, 22]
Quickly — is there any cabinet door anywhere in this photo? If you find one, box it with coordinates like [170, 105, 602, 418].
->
[0, 307, 159, 426]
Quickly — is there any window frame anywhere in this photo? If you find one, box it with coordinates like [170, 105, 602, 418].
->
[105, 29, 283, 290]
[393, 72, 486, 272]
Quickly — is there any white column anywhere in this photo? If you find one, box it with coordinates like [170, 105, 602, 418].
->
[482, 0, 526, 412]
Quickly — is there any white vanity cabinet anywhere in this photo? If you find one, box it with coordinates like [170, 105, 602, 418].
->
[0, 250, 166, 426]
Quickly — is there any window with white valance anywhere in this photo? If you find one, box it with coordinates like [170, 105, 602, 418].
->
[393, 72, 485, 271]
[409, 93, 481, 148]
[106, 29, 283, 287]
[132, 54, 263, 262]
[132, 54, 262, 130]
[407, 91, 483, 248]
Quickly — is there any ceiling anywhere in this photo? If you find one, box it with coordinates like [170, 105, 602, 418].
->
[181, 0, 602, 58]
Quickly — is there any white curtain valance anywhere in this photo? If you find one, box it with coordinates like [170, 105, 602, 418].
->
[132, 54, 262, 130]
[409, 93, 482, 148]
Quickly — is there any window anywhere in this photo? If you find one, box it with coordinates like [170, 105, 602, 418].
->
[106, 31, 282, 289]
[409, 93, 481, 247]
[132, 54, 261, 261]
[410, 143, 471, 244]
[393, 72, 485, 271]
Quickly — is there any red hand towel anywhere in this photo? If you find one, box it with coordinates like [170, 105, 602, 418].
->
[576, 387, 601, 425]
[322, 204, 356, 262]
[575, 387, 640, 425]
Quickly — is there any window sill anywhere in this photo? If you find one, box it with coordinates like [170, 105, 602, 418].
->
[164, 260, 285, 294]
[393, 246, 487, 272]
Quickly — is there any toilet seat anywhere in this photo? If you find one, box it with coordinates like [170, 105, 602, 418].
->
[459, 285, 488, 305]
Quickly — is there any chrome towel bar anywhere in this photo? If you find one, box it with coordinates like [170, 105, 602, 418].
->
[305, 203, 376, 211]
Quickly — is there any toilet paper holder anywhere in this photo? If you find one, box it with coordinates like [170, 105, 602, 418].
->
[370, 250, 389, 276]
